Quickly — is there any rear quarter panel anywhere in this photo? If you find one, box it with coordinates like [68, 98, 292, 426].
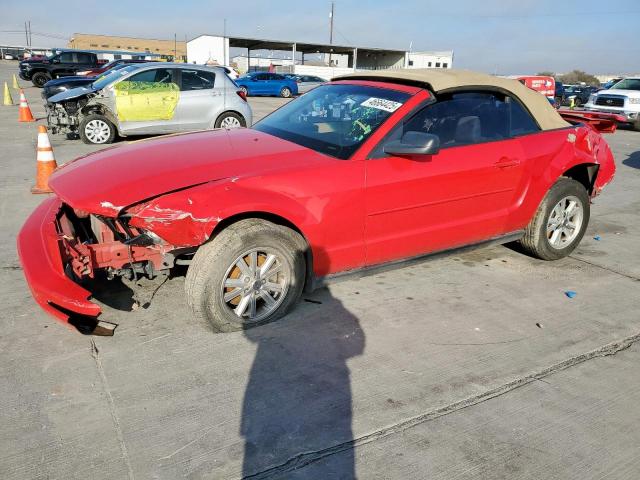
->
[506, 125, 615, 231]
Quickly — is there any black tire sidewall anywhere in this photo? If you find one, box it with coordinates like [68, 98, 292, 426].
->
[535, 179, 590, 260]
[79, 114, 116, 144]
[32, 72, 51, 88]
[191, 225, 305, 332]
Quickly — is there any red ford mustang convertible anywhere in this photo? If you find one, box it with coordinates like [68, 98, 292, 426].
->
[18, 70, 617, 333]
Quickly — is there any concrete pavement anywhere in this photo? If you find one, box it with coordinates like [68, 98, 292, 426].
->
[1, 60, 639, 479]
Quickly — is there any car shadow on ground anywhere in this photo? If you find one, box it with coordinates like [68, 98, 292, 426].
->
[622, 150, 640, 169]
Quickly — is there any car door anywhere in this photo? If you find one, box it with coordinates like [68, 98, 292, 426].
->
[75, 52, 95, 71]
[248, 73, 266, 94]
[53, 52, 76, 77]
[114, 67, 181, 134]
[364, 91, 527, 266]
[173, 68, 219, 130]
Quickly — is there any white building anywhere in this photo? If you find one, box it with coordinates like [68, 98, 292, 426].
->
[231, 55, 294, 72]
[407, 51, 454, 69]
[187, 35, 230, 66]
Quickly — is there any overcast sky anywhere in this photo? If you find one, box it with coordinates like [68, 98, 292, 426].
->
[1, 0, 639, 74]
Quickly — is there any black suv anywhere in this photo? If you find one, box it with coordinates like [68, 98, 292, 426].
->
[19, 51, 100, 87]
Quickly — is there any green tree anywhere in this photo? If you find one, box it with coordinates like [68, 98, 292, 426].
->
[558, 70, 601, 86]
[537, 71, 556, 77]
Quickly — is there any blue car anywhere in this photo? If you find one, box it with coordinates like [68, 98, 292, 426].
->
[236, 72, 298, 98]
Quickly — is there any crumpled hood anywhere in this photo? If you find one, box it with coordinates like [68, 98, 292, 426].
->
[48, 84, 99, 103]
[48, 128, 330, 217]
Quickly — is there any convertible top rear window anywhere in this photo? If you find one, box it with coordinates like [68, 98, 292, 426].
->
[254, 84, 410, 159]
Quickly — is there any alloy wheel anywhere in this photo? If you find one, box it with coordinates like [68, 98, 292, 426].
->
[220, 248, 290, 323]
[546, 195, 584, 249]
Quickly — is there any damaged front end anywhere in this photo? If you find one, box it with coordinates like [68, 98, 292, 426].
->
[17, 196, 193, 332]
[58, 204, 179, 282]
[46, 98, 88, 135]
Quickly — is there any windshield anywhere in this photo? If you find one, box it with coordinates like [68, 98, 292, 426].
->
[253, 83, 410, 159]
[611, 79, 640, 91]
[91, 65, 142, 90]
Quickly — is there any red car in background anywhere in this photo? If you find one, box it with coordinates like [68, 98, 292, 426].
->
[18, 69, 618, 334]
[76, 58, 151, 76]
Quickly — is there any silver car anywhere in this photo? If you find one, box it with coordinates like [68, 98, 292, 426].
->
[289, 75, 328, 94]
[45, 63, 253, 144]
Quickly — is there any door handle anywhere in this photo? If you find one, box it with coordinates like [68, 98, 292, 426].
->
[494, 157, 521, 168]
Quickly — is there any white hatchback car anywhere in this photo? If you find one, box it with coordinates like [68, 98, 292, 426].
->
[46, 63, 253, 144]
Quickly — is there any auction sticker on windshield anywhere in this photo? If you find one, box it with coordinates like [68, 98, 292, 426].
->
[361, 97, 403, 112]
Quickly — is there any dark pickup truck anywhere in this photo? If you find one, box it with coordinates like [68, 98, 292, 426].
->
[19, 51, 100, 87]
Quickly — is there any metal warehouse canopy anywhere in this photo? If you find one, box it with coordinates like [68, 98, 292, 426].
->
[196, 34, 406, 57]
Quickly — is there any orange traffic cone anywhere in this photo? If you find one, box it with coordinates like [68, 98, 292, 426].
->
[31, 125, 58, 194]
[18, 89, 35, 122]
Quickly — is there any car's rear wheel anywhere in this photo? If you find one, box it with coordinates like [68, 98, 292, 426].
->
[519, 177, 590, 260]
[280, 87, 292, 98]
[185, 219, 306, 332]
[79, 114, 116, 145]
[32, 71, 51, 88]
[214, 111, 246, 129]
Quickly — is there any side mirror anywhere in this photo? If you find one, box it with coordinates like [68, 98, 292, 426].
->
[383, 131, 440, 157]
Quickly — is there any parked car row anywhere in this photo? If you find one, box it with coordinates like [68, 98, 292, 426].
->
[559, 85, 600, 107]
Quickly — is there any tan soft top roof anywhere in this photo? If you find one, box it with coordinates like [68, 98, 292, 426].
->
[334, 69, 570, 131]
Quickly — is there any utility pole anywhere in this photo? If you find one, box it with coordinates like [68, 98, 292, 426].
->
[174, 33, 177, 61]
[24, 21, 29, 46]
[28, 21, 32, 46]
[329, 2, 334, 66]
[223, 18, 227, 65]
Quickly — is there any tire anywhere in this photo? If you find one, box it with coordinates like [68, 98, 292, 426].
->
[280, 87, 292, 98]
[32, 71, 52, 88]
[185, 219, 307, 332]
[574, 98, 582, 108]
[519, 178, 590, 260]
[214, 111, 246, 129]
[239, 86, 249, 96]
[79, 114, 116, 145]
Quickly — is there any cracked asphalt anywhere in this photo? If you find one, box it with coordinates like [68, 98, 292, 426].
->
[1, 60, 639, 479]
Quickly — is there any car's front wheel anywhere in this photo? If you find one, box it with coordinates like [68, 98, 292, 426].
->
[32, 71, 52, 88]
[519, 177, 590, 260]
[280, 87, 292, 98]
[185, 219, 306, 332]
[214, 112, 246, 129]
[79, 114, 116, 145]
[239, 86, 249, 96]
